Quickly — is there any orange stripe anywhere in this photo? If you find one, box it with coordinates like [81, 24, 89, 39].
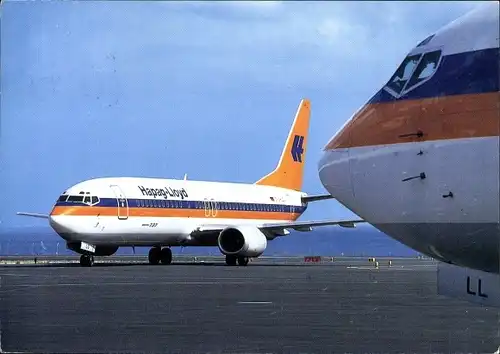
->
[325, 92, 500, 149]
[50, 206, 301, 221]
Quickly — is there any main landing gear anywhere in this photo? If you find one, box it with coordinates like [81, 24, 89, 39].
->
[148, 246, 172, 265]
[225, 255, 249, 266]
[80, 254, 94, 267]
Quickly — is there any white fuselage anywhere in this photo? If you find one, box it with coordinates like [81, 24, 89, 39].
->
[319, 137, 500, 273]
[49, 177, 307, 247]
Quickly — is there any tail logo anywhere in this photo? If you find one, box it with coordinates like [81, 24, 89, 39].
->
[291, 135, 305, 163]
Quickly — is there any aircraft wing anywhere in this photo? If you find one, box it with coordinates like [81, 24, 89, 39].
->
[259, 219, 365, 232]
[16, 212, 50, 219]
[190, 219, 366, 240]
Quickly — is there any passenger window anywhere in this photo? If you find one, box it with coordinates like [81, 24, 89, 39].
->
[385, 54, 421, 95]
[405, 50, 441, 90]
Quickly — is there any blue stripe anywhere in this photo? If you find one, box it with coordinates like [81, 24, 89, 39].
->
[368, 48, 499, 104]
[55, 198, 307, 214]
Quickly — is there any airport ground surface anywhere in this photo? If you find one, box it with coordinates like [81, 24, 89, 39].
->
[1, 256, 500, 353]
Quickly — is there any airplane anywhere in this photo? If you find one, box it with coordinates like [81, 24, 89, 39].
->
[17, 99, 364, 267]
[318, 1, 500, 307]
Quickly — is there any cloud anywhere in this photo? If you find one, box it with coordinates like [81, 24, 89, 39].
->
[6, 1, 488, 100]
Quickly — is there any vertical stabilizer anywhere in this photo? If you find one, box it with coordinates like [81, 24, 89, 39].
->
[255, 99, 310, 191]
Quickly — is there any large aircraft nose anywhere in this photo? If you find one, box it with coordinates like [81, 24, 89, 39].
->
[318, 148, 354, 204]
[49, 215, 75, 240]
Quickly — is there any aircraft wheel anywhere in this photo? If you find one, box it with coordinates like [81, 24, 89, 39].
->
[237, 256, 249, 266]
[148, 247, 161, 265]
[225, 255, 237, 266]
[160, 247, 173, 265]
[80, 254, 94, 267]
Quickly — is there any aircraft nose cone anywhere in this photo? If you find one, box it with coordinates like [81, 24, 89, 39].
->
[49, 215, 74, 240]
[318, 148, 354, 204]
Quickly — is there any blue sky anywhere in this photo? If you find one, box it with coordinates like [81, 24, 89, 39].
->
[0, 0, 484, 228]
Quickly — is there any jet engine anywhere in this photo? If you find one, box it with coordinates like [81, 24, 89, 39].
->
[217, 226, 267, 257]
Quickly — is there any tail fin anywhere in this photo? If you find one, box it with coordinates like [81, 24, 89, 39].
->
[255, 99, 310, 191]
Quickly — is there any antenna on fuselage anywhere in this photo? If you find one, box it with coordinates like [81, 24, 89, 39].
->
[183, 173, 188, 181]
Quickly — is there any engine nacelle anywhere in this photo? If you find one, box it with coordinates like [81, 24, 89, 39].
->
[217, 226, 268, 257]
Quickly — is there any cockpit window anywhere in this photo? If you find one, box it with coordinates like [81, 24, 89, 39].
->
[405, 50, 441, 90]
[384, 49, 442, 97]
[67, 195, 84, 202]
[58, 193, 99, 205]
[385, 54, 421, 95]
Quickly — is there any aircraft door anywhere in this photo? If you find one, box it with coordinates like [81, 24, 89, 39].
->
[203, 198, 218, 217]
[203, 199, 210, 217]
[210, 199, 218, 217]
[109, 185, 129, 220]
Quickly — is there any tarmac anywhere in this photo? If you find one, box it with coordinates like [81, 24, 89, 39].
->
[1, 255, 500, 353]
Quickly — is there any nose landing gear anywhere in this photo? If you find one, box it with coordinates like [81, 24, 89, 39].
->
[80, 254, 94, 267]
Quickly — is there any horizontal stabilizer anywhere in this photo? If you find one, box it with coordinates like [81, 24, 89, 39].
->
[16, 212, 49, 219]
[301, 194, 334, 203]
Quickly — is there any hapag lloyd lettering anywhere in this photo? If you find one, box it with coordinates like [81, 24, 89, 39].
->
[138, 185, 189, 199]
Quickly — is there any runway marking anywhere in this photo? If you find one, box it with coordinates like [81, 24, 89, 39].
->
[346, 266, 434, 270]
[237, 301, 273, 305]
[347, 266, 376, 270]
